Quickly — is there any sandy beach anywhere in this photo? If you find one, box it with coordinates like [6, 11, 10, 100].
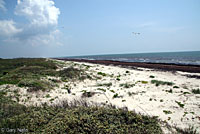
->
[1, 59, 200, 133]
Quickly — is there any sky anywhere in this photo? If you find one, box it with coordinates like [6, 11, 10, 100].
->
[0, 0, 200, 58]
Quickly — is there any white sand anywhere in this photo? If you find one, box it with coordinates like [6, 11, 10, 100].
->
[1, 59, 200, 133]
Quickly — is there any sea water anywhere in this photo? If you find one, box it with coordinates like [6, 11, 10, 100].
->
[66, 51, 200, 65]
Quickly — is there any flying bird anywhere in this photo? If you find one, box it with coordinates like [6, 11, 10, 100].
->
[132, 32, 140, 35]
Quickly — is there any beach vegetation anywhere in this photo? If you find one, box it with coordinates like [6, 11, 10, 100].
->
[165, 89, 173, 93]
[183, 92, 190, 95]
[192, 88, 200, 94]
[0, 91, 163, 133]
[97, 82, 112, 87]
[163, 110, 172, 114]
[82, 91, 96, 98]
[149, 75, 155, 78]
[0, 58, 92, 92]
[64, 86, 71, 94]
[175, 101, 185, 108]
[141, 81, 148, 84]
[120, 83, 135, 88]
[45, 94, 51, 98]
[110, 89, 115, 93]
[97, 88, 106, 92]
[59, 67, 88, 81]
[175, 126, 197, 134]
[97, 72, 107, 76]
[122, 99, 126, 102]
[116, 77, 120, 81]
[173, 86, 179, 88]
[113, 93, 119, 98]
[125, 71, 130, 73]
[18, 79, 52, 92]
[128, 92, 136, 96]
[151, 80, 174, 86]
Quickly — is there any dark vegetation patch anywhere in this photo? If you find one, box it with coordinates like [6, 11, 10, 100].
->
[59, 67, 89, 81]
[18, 79, 53, 92]
[184, 74, 200, 79]
[0, 58, 57, 87]
[192, 89, 200, 94]
[175, 126, 197, 134]
[0, 58, 90, 91]
[120, 83, 135, 88]
[97, 72, 107, 76]
[0, 91, 163, 133]
[163, 110, 172, 114]
[97, 82, 112, 87]
[175, 101, 185, 108]
[82, 91, 96, 98]
[173, 86, 179, 88]
[149, 75, 155, 78]
[151, 80, 174, 86]
[96, 88, 106, 92]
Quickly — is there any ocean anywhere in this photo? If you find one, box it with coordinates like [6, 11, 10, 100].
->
[66, 51, 200, 65]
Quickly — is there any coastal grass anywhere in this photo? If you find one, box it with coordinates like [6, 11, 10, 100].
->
[97, 82, 112, 87]
[192, 88, 200, 94]
[151, 80, 174, 86]
[0, 58, 90, 91]
[0, 91, 163, 134]
[120, 83, 135, 88]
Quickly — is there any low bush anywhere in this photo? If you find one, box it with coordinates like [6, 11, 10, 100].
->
[151, 80, 174, 86]
[97, 72, 107, 76]
[120, 83, 135, 88]
[192, 89, 200, 94]
[97, 82, 112, 87]
[82, 91, 96, 98]
[18, 79, 52, 92]
[0, 88, 163, 134]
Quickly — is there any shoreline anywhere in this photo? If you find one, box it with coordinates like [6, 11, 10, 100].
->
[56, 58, 200, 73]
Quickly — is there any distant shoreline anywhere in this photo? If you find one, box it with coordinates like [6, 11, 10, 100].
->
[57, 58, 200, 73]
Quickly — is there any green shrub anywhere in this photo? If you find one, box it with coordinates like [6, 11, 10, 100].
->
[175, 101, 184, 108]
[126, 71, 130, 73]
[128, 92, 136, 96]
[151, 80, 174, 86]
[97, 88, 106, 92]
[175, 126, 197, 134]
[192, 89, 200, 94]
[59, 67, 87, 80]
[0, 91, 163, 134]
[163, 110, 172, 114]
[149, 75, 155, 78]
[116, 78, 120, 81]
[97, 82, 112, 87]
[141, 81, 148, 84]
[82, 91, 96, 98]
[18, 79, 51, 92]
[97, 72, 107, 76]
[113, 93, 120, 98]
[120, 83, 135, 88]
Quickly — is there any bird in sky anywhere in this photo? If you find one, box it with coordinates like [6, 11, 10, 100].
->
[132, 32, 140, 35]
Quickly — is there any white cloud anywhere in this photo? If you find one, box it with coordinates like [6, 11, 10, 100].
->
[0, 20, 22, 36]
[0, 0, 62, 46]
[22, 29, 62, 46]
[0, 0, 6, 12]
[15, 0, 60, 26]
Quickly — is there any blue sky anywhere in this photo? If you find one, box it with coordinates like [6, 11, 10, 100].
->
[0, 0, 200, 58]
